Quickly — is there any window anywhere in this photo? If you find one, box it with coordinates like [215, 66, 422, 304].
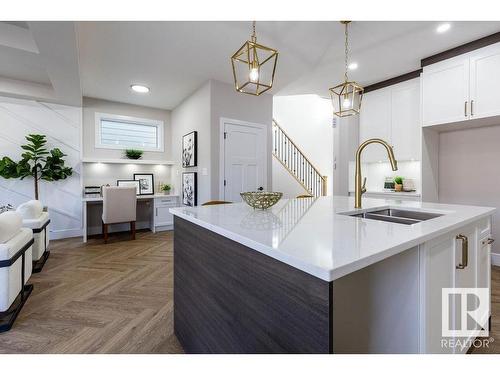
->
[95, 112, 164, 152]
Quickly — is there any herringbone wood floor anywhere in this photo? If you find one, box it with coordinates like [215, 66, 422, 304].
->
[0, 229, 499, 353]
[0, 230, 184, 354]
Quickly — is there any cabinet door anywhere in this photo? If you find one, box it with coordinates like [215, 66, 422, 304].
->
[155, 206, 173, 226]
[422, 56, 470, 126]
[469, 43, 500, 120]
[477, 235, 492, 326]
[453, 226, 478, 353]
[359, 88, 391, 162]
[391, 79, 421, 161]
[420, 234, 455, 353]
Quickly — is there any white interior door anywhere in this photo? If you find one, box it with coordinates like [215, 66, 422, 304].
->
[223, 119, 267, 202]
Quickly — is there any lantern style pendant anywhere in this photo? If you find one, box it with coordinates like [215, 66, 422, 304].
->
[329, 21, 364, 117]
[231, 21, 278, 96]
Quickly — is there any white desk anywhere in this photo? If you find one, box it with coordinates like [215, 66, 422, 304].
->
[82, 194, 180, 242]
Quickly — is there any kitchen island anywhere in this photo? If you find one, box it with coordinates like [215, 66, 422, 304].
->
[170, 196, 495, 354]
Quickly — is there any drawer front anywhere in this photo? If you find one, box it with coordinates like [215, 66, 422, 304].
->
[155, 197, 178, 207]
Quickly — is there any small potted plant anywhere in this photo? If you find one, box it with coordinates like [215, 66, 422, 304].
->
[394, 176, 404, 192]
[125, 149, 144, 160]
[160, 183, 172, 195]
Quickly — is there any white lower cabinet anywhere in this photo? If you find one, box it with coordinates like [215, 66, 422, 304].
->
[420, 217, 492, 353]
[154, 196, 179, 230]
[332, 216, 492, 354]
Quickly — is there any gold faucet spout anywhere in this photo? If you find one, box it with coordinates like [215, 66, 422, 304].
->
[355, 138, 398, 208]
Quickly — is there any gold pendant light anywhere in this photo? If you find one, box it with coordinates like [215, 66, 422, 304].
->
[231, 21, 278, 96]
[329, 21, 364, 117]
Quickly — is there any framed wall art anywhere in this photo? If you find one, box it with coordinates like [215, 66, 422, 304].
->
[182, 131, 197, 168]
[182, 172, 197, 206]
[134, 173, 154, 195]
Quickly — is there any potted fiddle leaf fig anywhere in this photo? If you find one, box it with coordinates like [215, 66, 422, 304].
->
[0, 134, 73, 200]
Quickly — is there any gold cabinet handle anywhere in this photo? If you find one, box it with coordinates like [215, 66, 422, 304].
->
[464, 101, 468, 117]
[471, 100, 474, 117]
[456, 234, 468, 269]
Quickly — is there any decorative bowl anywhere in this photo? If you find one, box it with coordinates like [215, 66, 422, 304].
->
[240, 191, 283, 210]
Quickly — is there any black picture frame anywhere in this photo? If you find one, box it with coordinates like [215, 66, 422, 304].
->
[182, 131, 198, 168]
[116, 179, 140, 195]
[134, 173, 155, 195]
[182, 172, 197, 206]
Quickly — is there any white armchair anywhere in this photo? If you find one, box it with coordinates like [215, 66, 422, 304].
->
[102, 186, 137, 243]
[0, 211, 34, 332]
[17, 200, 50, 273]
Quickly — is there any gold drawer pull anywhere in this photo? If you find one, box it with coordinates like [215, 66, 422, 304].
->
[456, 234, 468, 269]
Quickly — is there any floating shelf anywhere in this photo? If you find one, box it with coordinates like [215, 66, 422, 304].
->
[82, 158, 175, 165]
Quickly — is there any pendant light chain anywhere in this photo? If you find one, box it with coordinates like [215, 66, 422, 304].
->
[251, 21, 256, 42]
[344, 22, 349, 82]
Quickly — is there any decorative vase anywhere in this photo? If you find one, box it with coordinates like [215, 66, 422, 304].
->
[163, 191, 171, 195]
[394, 184, 403, 192]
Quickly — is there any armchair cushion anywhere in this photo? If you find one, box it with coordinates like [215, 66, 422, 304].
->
[16, 200, 43, 220]
[0, 211, 22, 244]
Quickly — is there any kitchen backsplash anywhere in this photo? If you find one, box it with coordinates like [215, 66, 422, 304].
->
[348, 160, 421, 192]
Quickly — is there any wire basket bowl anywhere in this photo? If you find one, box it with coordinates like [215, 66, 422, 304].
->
[240, 191, 283, 210]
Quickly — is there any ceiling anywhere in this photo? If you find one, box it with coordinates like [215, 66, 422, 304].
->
[1, 21, 500, 109]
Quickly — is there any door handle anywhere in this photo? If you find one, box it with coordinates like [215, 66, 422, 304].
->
[464, 101, 468, 117]
[471, 100, 474, 117]
[258, 186, 264, 191]
[456, 234, 468, 269]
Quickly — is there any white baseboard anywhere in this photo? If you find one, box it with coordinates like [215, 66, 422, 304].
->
[49, 228, 83, 240]
[492, 253, 500, 267]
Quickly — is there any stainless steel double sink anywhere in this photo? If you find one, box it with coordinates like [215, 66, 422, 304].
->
[343, 208, 443, 225]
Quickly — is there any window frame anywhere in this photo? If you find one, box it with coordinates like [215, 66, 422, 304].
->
[94, 112, 165, 152]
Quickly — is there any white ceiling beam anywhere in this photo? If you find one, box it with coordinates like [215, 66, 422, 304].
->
[0, 22, 39, 53]
[0, 76, 56, 102]
[27, 22, 82, 107]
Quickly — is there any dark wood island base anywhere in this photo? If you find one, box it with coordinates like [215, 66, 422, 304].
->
[173, 217, 333, 354]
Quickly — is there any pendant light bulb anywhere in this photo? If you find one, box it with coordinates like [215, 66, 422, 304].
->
[342, 96, 351, 108]
[249, 67, 259, 83]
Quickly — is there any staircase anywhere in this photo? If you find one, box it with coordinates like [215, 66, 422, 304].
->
[272, 119, 327, 197]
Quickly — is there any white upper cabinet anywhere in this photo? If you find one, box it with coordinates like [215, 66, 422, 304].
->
[359, 88, 391, 162]
[422, 55, 470, 126]
[422, 42, 500, 127]
[469, 43, 500, 120]
[359, 78, 420, 162]
[391, 79, 421, 161]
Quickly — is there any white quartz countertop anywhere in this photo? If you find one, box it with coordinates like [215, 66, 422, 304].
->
[170, 196, 495, 282]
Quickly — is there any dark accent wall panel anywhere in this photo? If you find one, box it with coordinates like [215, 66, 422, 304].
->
[364, 69, 422, 93]
[421, 31, 500, 67]
[173, 216, 332, 353]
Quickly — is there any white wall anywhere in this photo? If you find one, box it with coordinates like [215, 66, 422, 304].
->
[272, 95, 334, 198]
[171, 82, 211, 205]
[170, 80, 273, 205]
[438, 125, 500, 255]
[0, 96, 82, 239]
[81, 97, 173, 191]
[82, 97, 172, 161]
[210, 80, 273, 199]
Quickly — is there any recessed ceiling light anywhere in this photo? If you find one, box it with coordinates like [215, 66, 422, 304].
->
[436, 23, 451, 33]
[130, 84, 150, 93]
[348, 62, 358, 70]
